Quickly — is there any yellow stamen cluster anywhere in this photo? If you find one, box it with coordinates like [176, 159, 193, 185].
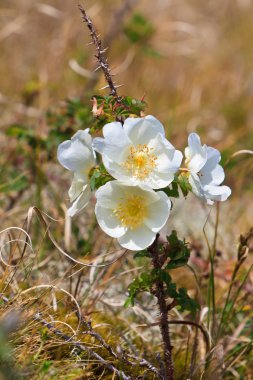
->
[113, 195, 147, 229]
[123, 144, 157, 180]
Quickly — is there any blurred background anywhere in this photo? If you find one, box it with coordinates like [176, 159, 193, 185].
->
[0, 2, 252, 379]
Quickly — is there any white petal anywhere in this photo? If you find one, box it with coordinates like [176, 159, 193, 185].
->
[145, 171, 175, 189]
[103, 121, 125, 140]
[92, 121, 131, 158]
[72, 129, 92, 146]
[96, 180, 161, 209]
[123, 184, 160, 204]
[170, 149, 184, 172]
[200, 147, 224, 186]
[67, 185, 91, 217]
[93, 138, 130, 162]
[189, 173, 206, 199]
[118, 224, 156, 250]
[95, 204, 127, 238]
[153, 134, 183, 173]
[68, 174, 88, 202]
[124, 115, 165, 144]
[186, 133, 207, 173]
[203, 185, 231, 202]
[144, 191, 171, 232]
[95, 180, 123, 209]
[57, 139, 95, 173]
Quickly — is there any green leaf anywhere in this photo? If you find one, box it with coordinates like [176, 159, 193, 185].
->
[165, 231, 191, 270]
[124, 296, 135, 308]
[166, 282, 178, 298]
[89, 164, 113, 191]
[134, 249, 151, 258]
[176, 288, 200, 315]
[177, 174, 192, 197]
[124, 13, 154, 44]
[125, 271, 156, 307]
[161, 181, 179, 198]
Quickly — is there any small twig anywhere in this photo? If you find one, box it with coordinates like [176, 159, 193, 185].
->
[78, 4, 120, 99]
[34, 313, 133, 380]
[127, 353, 163, 379]
[81, 318, 118, 359]
[80, 316, 162, 378]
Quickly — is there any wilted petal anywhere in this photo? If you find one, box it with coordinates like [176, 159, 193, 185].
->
[67, 184, 91, 217]
[68, 174, 87, 202]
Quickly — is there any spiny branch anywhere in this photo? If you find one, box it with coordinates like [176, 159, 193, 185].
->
[78, 4, 120, 99]
[80, 316, 162, 378]
[34, 313, 133, 380]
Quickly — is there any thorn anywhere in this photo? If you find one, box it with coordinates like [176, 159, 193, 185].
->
[114, 84, 124, 88]
[99, 85, 110, 90]
[94, 66, 101, 72]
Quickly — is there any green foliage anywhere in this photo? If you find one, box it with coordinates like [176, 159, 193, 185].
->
[133, 249, 151, 259]
[176, 288, 199, 314]
[177, 173, 192, 197]
[0, 172, 29, 194]
[91, 95, 147, 132]
[162, 175, 192, 199]
[6, 124, 40, 149]
[161, 180, 180, 198]
[165, 230, 191, 270]
[125, 232, 198, 314]
[47, 98, 93, 130]
[89, 164, 114, 191]
[125, 267, 199, 314]
[40, 360, 53, 373]
[124, 271, 156, 307]
[124, 13, 154, 43]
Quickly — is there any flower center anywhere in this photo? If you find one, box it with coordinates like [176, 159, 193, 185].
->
[113, 195, 147, 229]
[123, 144, 157, 180]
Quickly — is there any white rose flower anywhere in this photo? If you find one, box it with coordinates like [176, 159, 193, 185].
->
[184, 133, 231, 205]
[95, 180, 171, 250]
[57, 129, 96, 216]
[93, 115, 183, 190]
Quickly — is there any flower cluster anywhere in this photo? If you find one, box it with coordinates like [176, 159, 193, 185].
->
[58, 116, 231, 250]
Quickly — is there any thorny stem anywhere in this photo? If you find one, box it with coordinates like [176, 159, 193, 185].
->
[78, 4, 120, 100]
[148, 234, 174, 380]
